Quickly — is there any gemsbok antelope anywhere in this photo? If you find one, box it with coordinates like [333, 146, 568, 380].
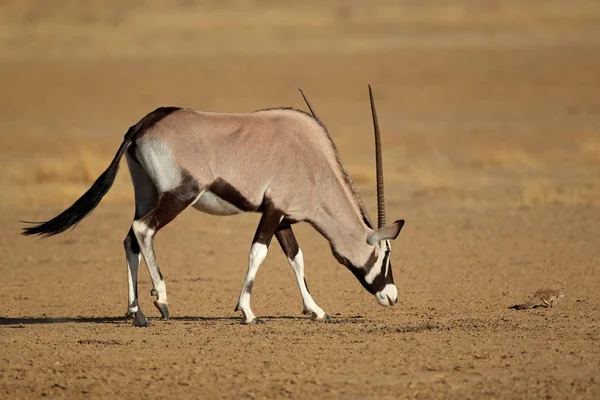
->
[22, 86, 405, 326]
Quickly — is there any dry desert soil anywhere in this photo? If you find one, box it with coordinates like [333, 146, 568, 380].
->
[1, 1, 600, 399]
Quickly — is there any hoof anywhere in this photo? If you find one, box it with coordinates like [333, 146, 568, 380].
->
[312, 313, 333, 323]
[241, 318, 265, 325]
[125, 310, 135, 319]
[132, 310, 150, 327]
[304, 309, 332, 322]
[153, 301, 170, 320]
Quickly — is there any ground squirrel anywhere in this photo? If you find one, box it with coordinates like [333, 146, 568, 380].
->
[511, 288, 565, 310]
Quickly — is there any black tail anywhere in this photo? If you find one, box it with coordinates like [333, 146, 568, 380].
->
[22, 128, 136, 237]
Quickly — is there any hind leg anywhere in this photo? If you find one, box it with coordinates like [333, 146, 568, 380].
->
[124, 227, 141, 318]
[124, 155, 159, 325]
[131, 177, 201, 326]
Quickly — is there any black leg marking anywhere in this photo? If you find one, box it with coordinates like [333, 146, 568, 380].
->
[124, 227, 141, 319]
[140, 173, 200, 234]
[235, 280, 254, 314]
[126, 227, 141, 254]
[253, 203, 284, 246]
[276, 225, 311, 296]
[276, 225, 331, 322]
[244, 280, 254, 295]
[236, 199, 283, 324]
[275, 224, 300, 259]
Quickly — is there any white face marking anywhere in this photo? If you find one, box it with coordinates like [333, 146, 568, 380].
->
[364, 241, 390, 284]
[375, 284, 398, 307]
[135, 138, 182, 192]
[192, 190, 244, 215]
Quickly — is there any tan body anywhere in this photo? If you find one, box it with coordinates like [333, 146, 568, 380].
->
[133, 108, 377, 266]
[147, 109, 336, 214]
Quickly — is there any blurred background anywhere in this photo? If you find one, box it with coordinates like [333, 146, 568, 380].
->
[1, 0, 599, 210]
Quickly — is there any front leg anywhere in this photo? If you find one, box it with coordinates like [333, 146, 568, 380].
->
[235, 243, 268, 324]
[275, 225, 330, 322]
[235, 199, 283, 324]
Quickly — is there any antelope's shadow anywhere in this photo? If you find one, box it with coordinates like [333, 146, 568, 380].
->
[0, 315, 348, 326]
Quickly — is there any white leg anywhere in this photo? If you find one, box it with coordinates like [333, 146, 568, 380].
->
[236, 243, 268, 324]
[124, 225, 151, 327]
[125, 154, 159, 326]
[287, 250, 329, 321]
[131, 220, 168, 306]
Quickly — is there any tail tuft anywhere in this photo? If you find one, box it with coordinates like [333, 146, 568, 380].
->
[21, 167, 118, 237]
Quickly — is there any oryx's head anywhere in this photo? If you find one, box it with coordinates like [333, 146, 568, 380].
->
[356, 85, 405, 306]
[301, 85, 405, 306]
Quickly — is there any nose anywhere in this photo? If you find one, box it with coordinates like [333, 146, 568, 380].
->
[375, 284, 398, 306]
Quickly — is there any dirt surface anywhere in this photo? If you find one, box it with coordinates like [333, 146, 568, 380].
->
[1, 1, 600, 399]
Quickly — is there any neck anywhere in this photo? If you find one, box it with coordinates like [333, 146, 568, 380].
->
[309, 184, 374, 268]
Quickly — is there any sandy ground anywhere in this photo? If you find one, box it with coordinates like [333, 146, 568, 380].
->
[1, 1, 600, 399]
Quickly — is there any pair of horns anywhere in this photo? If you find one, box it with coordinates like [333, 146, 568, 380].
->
[299, 86, 386, 229]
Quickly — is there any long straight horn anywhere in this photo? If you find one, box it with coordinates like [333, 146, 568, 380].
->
[368, 85, 386, 229]
[298, 88, 322, 125]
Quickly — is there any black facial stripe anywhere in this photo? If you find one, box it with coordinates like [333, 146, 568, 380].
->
[348, 267, 377, 294]
[384, 241, 393, 282]
[366, 246, 392, 294]
[381, 250, 390, 274]
[362, 249, 379, 274]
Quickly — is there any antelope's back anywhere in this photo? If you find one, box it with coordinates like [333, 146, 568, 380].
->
[135, 108, 340, 214]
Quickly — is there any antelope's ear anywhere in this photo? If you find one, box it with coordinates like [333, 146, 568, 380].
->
[367, 220, 405, 245]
